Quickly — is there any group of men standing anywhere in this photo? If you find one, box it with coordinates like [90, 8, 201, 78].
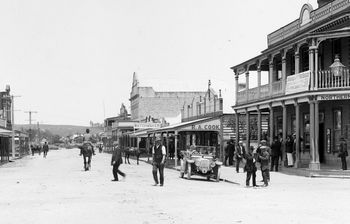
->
[224, 138, 282, 187]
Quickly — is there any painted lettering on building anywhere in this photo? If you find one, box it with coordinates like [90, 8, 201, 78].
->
[317, 94, 350, 101]
[285, 71, 310, 94]
[191, 124, 221, 130]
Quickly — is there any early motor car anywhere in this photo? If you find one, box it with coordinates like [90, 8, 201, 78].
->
[180, 145, 222, 181]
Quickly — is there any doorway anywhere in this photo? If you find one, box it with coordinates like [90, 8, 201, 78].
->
[319, 123, 325, 163]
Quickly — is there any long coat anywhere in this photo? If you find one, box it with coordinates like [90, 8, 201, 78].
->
[111, 148, 123, 166]
[244, 152, 257, 172]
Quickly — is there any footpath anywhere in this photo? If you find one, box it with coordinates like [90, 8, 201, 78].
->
[138, 156, 350, 181]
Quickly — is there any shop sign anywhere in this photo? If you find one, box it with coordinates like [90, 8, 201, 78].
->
[0, 118, 6, 128]
[317, 94, 350, 101]
[183, 119, 221, 131]
[134, 122, 161, 129]
[285, 71, 310, 95]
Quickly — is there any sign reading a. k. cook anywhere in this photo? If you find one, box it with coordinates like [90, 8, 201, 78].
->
[317, 94, 350, 101]
[183, 119, 221, 131]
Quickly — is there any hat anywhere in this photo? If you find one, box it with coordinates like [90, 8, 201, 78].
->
[155, 136, 162, 141]
[260, 140, 267, 144]
[112, 141, 118, 146]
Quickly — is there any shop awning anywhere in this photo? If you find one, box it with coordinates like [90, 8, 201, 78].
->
[0, 128, 12, 137]
[147, 117, 221, 134]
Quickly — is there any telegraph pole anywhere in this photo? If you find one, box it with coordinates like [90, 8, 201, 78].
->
[24, 110, 38, 145]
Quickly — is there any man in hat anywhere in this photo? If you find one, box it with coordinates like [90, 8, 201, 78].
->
[111, 142, 125, 181]
[235, 141, 245, 173]
[152, 136, 166, 186]
[258, 140, 270, 186]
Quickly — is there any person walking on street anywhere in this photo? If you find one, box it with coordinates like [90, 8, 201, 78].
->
[152, 137, 166, 186]
[258, 142, 270, 187]
[338, 137, 348, 170]
[235, 141, 245, 173]
[42, 142, 49, 158]
[270, 136, 281, 171]
[244, 146, 257, 187]
[111, 143, 126, 181]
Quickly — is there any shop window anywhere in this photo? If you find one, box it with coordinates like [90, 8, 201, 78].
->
[333, 109, 342, 153]
[276, 116, 283, 137]
[291, 115, 296, 135]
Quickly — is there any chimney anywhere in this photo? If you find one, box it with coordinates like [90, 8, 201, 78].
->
[317, 0, 333, 8]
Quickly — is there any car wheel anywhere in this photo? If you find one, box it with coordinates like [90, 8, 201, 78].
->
[187, 163, 191, 180]
[216, 167, 221, 182]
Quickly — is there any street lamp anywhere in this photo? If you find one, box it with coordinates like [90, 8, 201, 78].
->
[330, 55, 345, 77]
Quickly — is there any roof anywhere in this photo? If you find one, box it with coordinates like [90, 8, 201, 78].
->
[0, 128, 12, 137]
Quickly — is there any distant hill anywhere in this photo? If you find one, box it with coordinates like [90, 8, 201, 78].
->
[14, 124, 104, 137]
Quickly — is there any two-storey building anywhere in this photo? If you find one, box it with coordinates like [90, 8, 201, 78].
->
[231, 0, 350, 170]
[0, 85, 12, 163]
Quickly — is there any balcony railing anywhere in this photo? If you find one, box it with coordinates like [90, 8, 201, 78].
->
[318, 69, 350, 89]
[236, 69, 350, 105]
[237, 80, 284, 104]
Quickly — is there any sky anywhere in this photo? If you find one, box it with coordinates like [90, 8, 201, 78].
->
[1, 0, 318, 126]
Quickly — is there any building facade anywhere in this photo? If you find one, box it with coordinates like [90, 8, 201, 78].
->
[0, 86, 12, 163]
[130, 72, 206, 121]
[231, 0, 350, 170]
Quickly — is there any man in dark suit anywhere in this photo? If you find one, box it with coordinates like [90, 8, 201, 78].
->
[244, 146, 257, 187]
[258, 140, 270, 187]
[111, 143, 125, 181]
[152, 137, 166, 186]
[235, 141, 245, 173]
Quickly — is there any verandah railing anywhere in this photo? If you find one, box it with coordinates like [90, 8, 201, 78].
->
[318, 69, 350, 89]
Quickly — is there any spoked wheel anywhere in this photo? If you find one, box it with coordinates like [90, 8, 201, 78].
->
[187, 163, 191, 179]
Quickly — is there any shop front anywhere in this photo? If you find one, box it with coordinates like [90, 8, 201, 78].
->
[147, 117, 228, 167]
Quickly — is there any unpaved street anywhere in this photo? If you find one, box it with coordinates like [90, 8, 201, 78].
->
[1, 148, 350, 224]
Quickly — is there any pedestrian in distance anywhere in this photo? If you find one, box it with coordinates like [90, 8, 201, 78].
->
[37, 145, 41, 156]
[270, 136, 281, 171]
[42, 142, 49, 158]
[124, 148, 131, 164]
[31, 144, 35, 156]
[258, 141, 270, 187]
[111, 143, 126, 181]
[244, 146, 257, 187]
[152, 136, 166, 186]
[338, 137, 348, 170]
[235, 141, 245, 173]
